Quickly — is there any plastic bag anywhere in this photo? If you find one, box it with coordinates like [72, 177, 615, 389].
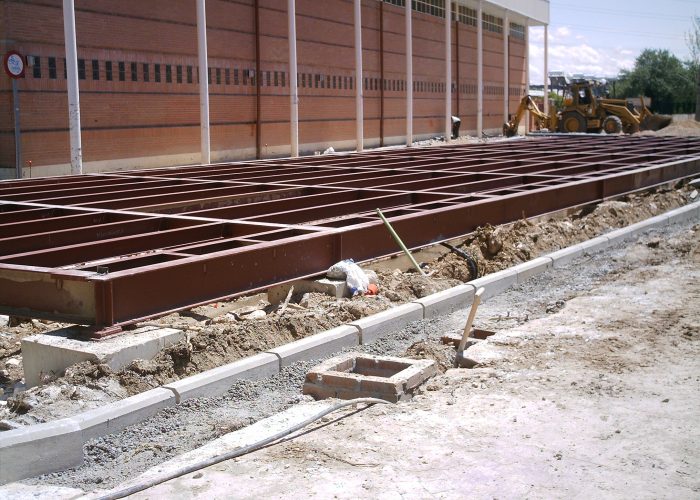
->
[327, 259, 369, 296]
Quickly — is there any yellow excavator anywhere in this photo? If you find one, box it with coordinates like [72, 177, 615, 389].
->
[503, 81, 672, 137]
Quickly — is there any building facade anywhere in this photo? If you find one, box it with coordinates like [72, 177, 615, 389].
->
[0, 0, 549, 177]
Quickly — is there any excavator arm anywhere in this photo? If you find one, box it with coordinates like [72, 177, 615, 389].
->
[503, 95, 553, 137]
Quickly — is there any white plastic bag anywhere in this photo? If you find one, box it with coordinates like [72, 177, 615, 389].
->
[327, 259, 369, 296]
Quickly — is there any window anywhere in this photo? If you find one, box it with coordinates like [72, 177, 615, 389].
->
[412, 0, 444, 18]
[483, 13, 503, 34]
[105, 61, 113, 81]
[332, 75, 336, 89]
[130, 62, 137, 81]
[510, 23, 525, 40]
[177, 65, 183, 83]
[281, 72, 285, 87]
[225, 68, 230, 85]
[234, 68, 239, 85]
[92, 59, 99, 80]
[31, 56, 41, 78]
[48, 57, 57, 79]
[206, 67, 210, 84]
[63, 58, 67, 79]
[118, 61, 125, 81]
[454, 5, 477, 27]
[266, 71, 271, 86]
[155, 64, 161, 82]
[187, 65, 193, 84]
[78, 59, 86, 80]
[274, 71, 279, 86]
[243, 69, 248, 85]
[166, 65, 173, 83]
[143, 63, 150, 82]
[349, 77, 353, 90]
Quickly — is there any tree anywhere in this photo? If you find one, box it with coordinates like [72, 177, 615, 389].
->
[686, 15, 700, 120]
[615, 49, 695, 115]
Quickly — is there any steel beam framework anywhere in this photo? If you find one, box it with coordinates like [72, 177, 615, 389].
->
[0, 135, 699, 336]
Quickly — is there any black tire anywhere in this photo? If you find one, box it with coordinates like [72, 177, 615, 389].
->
[602, 115, 623, 134]
[559, 112, 586, 133]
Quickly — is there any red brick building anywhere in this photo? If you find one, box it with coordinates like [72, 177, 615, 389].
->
[0, 0, 549, 177]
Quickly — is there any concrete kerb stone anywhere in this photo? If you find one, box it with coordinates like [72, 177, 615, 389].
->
[351, 302, 424, 345]
[411, 284, 476, 319]
[467, 267, 518, 300]
[511, 257, 554, 284]
[0, 419, 83, 485]
[264, 325, 360, 369]
[604, 213, 670, 245]
[69, 388, 176, 442]
[163, 353, 279, 402]
[665, 200, 700, 225]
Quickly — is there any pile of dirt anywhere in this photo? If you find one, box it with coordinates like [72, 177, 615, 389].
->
[642, 118, 700, 137]
[431, 183, 693, 280]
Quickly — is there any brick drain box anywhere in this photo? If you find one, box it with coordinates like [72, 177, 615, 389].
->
[303, 353, 437, 403]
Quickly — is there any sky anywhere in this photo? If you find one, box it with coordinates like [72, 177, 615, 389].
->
[528, 0, 700, 84]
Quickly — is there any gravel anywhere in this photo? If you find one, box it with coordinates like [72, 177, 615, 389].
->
[20, 217, 696, 491]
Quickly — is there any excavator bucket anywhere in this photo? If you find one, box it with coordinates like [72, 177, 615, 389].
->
[640, 114, 673, 132]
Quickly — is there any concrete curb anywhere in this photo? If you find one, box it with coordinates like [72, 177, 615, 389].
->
[1, 200, 697, 485]
[264, 325, 360, 369]
[162, 353, 279, 403]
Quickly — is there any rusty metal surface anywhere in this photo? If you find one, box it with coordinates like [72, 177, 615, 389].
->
[1, 135, 699, 335]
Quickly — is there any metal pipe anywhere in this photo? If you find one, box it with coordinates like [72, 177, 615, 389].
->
[445, 1, 452, 142]
[196, 0, 211, 164]
[503, 10, 509, 123]
[524, 18, 530, 133]
[255, 0, 262, 159]
[455, 16, 460, 118]
[354, 0, 364, 152]
[379, 1, 385, 147]
[476, 0, 483, 138]
[375, 208, 425, 276]
[405, 0, 413, 147]
[62, 0, 83, 175]
[12, 80, 21, 179]
[288, 0, 299, 157]
[543, 23, 549, 115]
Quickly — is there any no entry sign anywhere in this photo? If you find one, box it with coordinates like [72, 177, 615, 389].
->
[3, 51, 26, 79]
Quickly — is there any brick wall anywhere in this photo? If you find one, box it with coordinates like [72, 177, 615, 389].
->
[0, 0, 528, 175]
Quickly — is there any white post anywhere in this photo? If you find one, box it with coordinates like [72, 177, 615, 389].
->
[354, 0, 364, 152]
[288, 0, 299, 157]
[445, 1, 452, 142]
[543, 23, 549, 115]
[62, 0, 82, 175]
[476, 0, 483, 138]
[196, 0, 211, 164]
[503, 10, 509, 123]
[524, 19, 530, 133]
[406, 0, 413, 147]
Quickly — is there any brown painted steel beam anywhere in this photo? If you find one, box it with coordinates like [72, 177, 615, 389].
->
[0, 135, 698, 334]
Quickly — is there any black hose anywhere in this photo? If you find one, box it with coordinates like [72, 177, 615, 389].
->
[93, 398, 391, 500]
[440, 242, 478, 279]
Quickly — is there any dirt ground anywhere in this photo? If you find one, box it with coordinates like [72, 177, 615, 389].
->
[0, 179, 696, 426]
[5, 204, 697, 499]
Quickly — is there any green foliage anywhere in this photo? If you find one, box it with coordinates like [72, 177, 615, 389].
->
[614, 49, 696, 114]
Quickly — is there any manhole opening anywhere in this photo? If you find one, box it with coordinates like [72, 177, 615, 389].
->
[472, 328, 496, 340]
[329, 357, 412, 378]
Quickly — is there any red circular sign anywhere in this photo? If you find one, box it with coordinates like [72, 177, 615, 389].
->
[3, 51, 26, 79]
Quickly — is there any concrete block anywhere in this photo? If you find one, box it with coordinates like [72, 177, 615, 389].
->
[163, 353, 279, 402]
[0, 419, 82, 485]
[265, 325, 360, 368]
[350, 303, 424, 345]
[605, 213, 669, 246]
[579, 236, 610, 255]
[411, 284, 476, 319]
[548, 244, 585, 268]
[468, 267, 518, 300]
[510, 257, 553, 284]
[666, 202, 700, 225]
[70, 388, 176, 442]
[22, 326, 184, 388]
[267, 278, 348, 305]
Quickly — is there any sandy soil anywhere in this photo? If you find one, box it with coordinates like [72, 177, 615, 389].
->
[0, 182, 696, 426]
[116, 220, 700, 499]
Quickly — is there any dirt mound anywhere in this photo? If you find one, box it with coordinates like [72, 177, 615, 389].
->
[404, 340, 456, 372]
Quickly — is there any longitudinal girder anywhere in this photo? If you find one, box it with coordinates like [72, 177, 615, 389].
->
[1, 135, 699, 335]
